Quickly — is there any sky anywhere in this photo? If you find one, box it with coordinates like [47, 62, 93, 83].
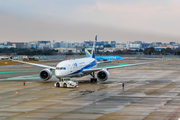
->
[1, 0, 180, 43]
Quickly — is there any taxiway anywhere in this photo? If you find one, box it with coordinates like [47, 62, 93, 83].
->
[0, 59, 180, 120]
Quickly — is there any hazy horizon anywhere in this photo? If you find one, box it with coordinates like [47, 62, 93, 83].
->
[1, 0, 180, 43]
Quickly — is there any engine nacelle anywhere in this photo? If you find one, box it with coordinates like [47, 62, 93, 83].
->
[97, 69, 109, 82]
[39, 69, 52, 81]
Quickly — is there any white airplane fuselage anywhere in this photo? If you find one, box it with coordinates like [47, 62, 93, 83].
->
[55, 58, 97, 79]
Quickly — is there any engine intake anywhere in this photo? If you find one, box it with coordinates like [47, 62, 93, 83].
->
[97, 69, 109, 82]
[40, 69, 52, 81]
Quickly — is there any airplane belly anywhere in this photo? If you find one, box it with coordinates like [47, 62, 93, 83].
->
[68, 73, 84, 77]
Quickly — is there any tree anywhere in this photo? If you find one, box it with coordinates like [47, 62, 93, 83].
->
[139, 49, 143, 52]
[161, 48, 173, 55]
[161, 48, 166, 55]
[144, 47, 156, 55]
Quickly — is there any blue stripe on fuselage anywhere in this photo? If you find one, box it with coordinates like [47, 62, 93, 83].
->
[68, 60, 97, 75]
[95, 56, 124, 61]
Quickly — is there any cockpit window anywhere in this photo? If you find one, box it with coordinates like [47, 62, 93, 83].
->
[56, 67, 66, 70]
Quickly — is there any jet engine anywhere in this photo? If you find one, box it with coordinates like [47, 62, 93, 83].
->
[39, 69, 52, 81]
[97, 69, 109, 82]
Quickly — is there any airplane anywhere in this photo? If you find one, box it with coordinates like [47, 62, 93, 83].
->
[12, 35, 157, 84]
[85, 49, 124, 61]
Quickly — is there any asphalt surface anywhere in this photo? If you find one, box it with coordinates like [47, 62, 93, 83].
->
[0, 59, 180, 120]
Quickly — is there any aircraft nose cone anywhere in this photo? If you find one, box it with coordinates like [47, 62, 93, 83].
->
[55, 70, 62, 78]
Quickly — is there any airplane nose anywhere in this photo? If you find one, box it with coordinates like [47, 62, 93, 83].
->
[55, 70, 62, 78]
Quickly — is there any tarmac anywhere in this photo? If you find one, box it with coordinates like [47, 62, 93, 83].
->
[0, 59, 180, 120]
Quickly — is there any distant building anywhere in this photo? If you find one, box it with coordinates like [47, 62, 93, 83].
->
[30, 43, 38, 49]
[38, 41, 51, 49]
[134, 41, 142, 44]
[84, 40, 93, 47]
[128, 44, 141, 50]
[53, 42, 61, 48]
[104, 48, 116, 52]
[168, 44, 179, 49]
[68, 43, 72, 48]
[141, 43, 150, 49]
[79, 42, 84, 47]
[15, 42, 27, 48]
[96, 41, 103, 47]
[151, 42, 162, 47]
[28, 41, 38, 49]
[111, 41, 116, 48]
[3, 42, 27, 48]
[28, 41, 51, 49]
[104, 41, 109, 45]
[116, 43, 127, 50]
[64, 42, 68, 48]
[96, 41, 107, 47]
[170, 42, 176, 45]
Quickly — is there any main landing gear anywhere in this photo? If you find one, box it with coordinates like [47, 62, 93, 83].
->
[90, 72, 97, 83]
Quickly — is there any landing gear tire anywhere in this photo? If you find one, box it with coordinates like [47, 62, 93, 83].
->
[63, 83, 67, 88]
[91, 78, 97, 83]
[56, 82, 60, 87]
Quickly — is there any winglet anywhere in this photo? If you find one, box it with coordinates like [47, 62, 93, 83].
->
[91, 35, 97, 58]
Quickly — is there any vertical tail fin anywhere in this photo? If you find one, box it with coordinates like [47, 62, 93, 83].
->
[91, 35, 97, 58]
[85, 49, 91, 58]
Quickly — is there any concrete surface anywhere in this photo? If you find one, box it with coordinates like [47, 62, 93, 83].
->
[0, 59, 180, 120]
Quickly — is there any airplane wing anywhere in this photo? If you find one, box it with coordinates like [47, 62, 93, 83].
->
[97, 58, 124, 64]
[11, 60, 56, 70]
[83, 61, 158, 74]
